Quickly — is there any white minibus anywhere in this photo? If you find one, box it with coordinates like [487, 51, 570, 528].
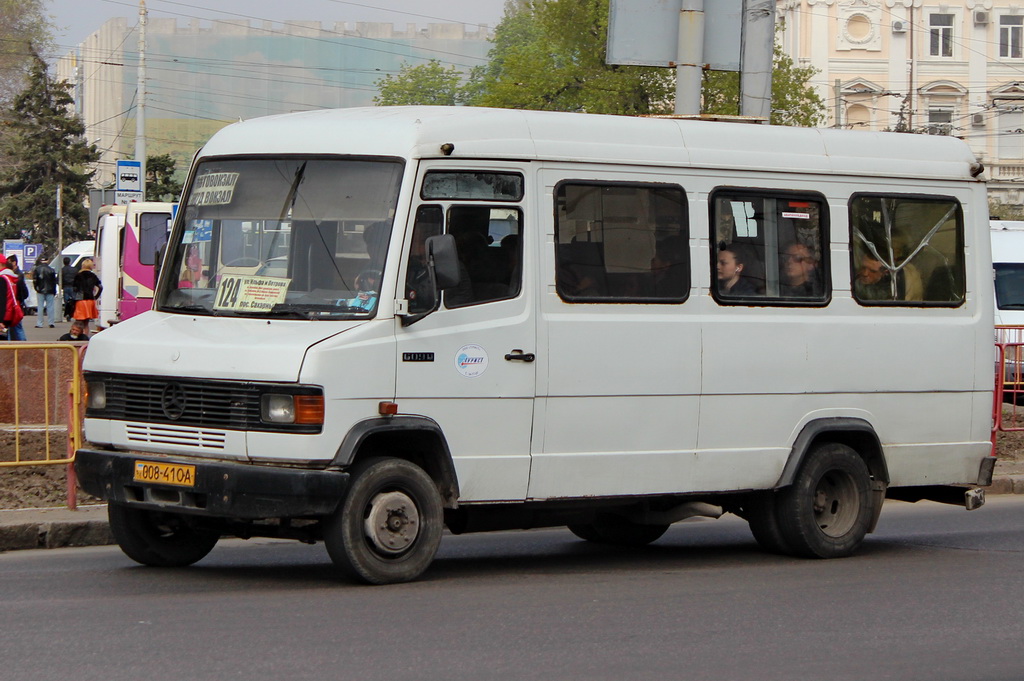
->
[75, 107, 994, 584]
[94, 202, 176, 328]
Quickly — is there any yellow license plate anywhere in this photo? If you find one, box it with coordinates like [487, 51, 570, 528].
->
[133, 461, 196, 487]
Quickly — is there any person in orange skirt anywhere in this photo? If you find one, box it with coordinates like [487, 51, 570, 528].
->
[71, 258, 102, 334]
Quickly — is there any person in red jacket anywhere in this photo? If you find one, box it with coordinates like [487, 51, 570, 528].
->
[0, 254, 25, 340]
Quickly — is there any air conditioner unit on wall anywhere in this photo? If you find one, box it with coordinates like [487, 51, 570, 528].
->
[974, 11, 989, 25]
[892, 20, 907, 33]
[972, 112, 986, 126]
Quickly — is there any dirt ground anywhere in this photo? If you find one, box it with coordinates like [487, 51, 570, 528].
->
[2, 419, 1024, 510]
[0, 431, 101, 509]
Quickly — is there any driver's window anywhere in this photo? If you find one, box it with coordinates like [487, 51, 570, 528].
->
[406, 206, 443, 313]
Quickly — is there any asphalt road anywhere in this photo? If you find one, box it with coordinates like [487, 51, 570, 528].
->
[2, 497, 1022, 681]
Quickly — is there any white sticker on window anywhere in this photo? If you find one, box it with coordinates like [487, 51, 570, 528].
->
[782, 212, 810, 220]
[455, 344, 488, 378]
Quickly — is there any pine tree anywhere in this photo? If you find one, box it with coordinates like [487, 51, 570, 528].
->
[0, 51, 98, 252]
[146, 154, 183, 202]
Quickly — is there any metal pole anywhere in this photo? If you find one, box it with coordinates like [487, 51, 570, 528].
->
[834, 78, 842, 128]
[136, 0, 147, 202]
[675, 0, 704, 115]
[739, 0, 774, 120]
[56, 183, 63, 255]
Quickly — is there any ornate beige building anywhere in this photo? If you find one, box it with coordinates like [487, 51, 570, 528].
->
[777, 0, 1024, 208]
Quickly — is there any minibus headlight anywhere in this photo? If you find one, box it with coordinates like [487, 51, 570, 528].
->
[87, 380, 106, 410]
[261, 393, 324, 425]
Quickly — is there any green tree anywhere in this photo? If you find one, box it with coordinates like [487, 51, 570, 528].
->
[147, 153, 183, 202]
[0, 52, 98, 252]
[469, 0, 674, 115]
[0, 0, 52, 108]
[702, 35, 826, 126]
[374, 59, 468, 106]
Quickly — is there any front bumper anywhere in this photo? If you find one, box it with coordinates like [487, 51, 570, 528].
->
[75, 449, 349, 519]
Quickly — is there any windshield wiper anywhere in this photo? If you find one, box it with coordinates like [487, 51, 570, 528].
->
[268, 303, 372, 318]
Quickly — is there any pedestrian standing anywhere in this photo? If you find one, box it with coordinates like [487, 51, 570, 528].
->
[0, 254, 26, 341]
[60, 256, 77, 322]
[6, 254, 29, 314]
[32, 256, 59, 328]
[72, 258, 102, 334]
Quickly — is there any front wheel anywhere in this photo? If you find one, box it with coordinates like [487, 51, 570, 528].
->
[776, 443, 874, 558]
[324, 457, 444, 585]
[107, 503, 219, 567]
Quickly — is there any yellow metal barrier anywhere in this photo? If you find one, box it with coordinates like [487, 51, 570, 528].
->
[0, 343, 85, 470]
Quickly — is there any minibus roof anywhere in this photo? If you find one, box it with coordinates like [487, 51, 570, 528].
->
[199, 106, 980, 182]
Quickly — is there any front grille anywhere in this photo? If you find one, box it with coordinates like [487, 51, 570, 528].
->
[86, 373, 321, 434]
[126, 423, 228, 449]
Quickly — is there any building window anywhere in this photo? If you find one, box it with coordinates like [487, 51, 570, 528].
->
[554, 182, 688, 302]
[1001, 15, 1023, 58]
[930, 13, 954, 57]
[926, 107, 953, 135]
[998, 108, 1024, 159]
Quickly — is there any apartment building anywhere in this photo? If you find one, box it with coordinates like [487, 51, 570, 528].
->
[55, 18, 492, 189]
[778, 0, 1024, 208]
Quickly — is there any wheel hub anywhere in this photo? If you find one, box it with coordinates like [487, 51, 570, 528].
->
[364, 491, 420, 554]
[813, 471, 858, 537]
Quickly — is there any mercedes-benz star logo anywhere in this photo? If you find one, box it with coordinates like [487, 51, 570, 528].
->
[161, 383, 188, 420]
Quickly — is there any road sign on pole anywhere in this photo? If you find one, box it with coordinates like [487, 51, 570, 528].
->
[115, 160, 143, 205]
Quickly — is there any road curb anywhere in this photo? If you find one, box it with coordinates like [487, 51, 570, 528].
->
[0, 505, 113, 553]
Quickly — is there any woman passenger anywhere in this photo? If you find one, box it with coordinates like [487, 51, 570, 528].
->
[717, 244, 757, 296]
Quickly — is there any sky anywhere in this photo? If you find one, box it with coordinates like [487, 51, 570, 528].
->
[47, 0, 508, 54]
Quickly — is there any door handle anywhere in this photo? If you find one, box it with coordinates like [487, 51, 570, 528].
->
[504, 349, 535, 362]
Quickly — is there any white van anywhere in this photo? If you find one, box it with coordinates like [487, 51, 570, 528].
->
[75, 107, 994, 584]
[59, 240, 95, 270]
[991, 220, 1024, 326]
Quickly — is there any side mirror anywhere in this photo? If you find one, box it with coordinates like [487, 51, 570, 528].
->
[427, 234, 460, 290]
[401, 234, 461, 326]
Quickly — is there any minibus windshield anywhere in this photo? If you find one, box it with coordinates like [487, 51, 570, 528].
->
[157, 157, 403, 319]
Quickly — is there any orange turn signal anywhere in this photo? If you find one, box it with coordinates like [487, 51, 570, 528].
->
[293, 395, 325, 425]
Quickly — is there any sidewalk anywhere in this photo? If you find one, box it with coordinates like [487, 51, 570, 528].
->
[0, 504, 112, 551]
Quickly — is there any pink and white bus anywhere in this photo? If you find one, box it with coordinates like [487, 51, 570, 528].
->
[94, 201, 176, 328]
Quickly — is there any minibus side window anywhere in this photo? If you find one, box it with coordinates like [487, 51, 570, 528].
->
[711, 190, 830, 305]
[554, 182, 688, 302]
[850, 194, 964, 306]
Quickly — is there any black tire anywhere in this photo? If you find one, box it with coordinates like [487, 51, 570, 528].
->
[107, 503, 219, 567]
[776, 443, 874, 558]
[567, 515, 668, 547]
[744, 491, 792, 555]
[324, 457, 444, 585]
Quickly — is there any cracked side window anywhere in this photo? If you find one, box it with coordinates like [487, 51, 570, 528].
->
[850, 195, 964, 306]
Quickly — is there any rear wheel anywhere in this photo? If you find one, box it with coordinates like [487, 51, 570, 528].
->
[776, 443, 874, 558]
[324, 457, 443, 585]
[568, 515, 668, 547]
[107, 503, 219, 567]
